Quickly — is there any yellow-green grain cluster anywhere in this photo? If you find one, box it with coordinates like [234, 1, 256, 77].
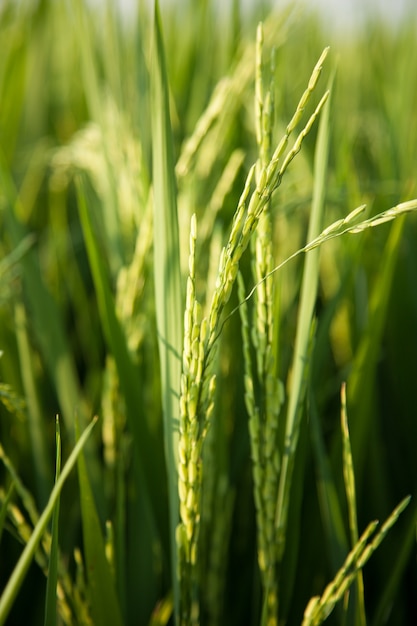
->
[301, 493, 410, 626]
[177, 214, 216, 625]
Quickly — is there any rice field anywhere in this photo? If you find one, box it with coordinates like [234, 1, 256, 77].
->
[1, 1, 417, 625]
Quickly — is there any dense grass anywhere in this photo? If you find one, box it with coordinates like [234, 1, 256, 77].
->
[1, 1, 417, 625]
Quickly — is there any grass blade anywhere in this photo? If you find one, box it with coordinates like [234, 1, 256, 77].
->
[0, 417, 97, 626]
[43, 417, 61, 626]
[151, 1, 183, 616]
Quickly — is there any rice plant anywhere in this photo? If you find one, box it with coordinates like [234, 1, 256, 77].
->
[1, 1, 417, 625]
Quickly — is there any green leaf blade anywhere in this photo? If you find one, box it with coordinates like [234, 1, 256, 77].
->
[151, 1, 183, 618]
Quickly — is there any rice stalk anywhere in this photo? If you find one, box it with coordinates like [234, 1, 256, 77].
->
[227, 199, 417, 323]
[177, 34, 330, 625]
[177, 213, 212, 626]
[1, 3, 416, 623]
[301, 496, 410, 626]
[239, 23, 283, 626]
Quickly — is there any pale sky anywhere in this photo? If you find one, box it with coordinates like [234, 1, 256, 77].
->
[109, 0, 414, 32]
[295, 0, 413, 29]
